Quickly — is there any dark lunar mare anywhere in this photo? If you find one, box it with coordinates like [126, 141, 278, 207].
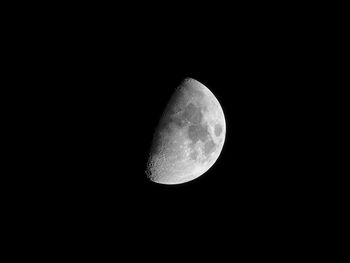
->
[204, 140, 216, 156]
[181, 103, 202, 124]
[187, 122, 218, 160]
[188, 123, 210, 143]
[179, 103, 218, 159]
[214, 123, 222, 136]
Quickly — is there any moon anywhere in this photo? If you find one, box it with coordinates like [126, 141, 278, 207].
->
[146, 78, 226, 185]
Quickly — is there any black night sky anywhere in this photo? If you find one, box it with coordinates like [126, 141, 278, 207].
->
[29, 7, 329, 246]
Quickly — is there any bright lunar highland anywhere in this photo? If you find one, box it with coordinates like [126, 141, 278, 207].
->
[146, 78, 226, 185]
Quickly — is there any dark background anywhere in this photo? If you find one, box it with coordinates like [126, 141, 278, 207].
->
[54, 23, 320, 197]
[43, 20, 324, 226]
[9, 3, 337, 253]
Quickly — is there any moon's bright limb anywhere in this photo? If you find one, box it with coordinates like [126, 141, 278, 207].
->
[146, 78, 226, 185]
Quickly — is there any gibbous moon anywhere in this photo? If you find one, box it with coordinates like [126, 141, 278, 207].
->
[146, 78, 226, 185]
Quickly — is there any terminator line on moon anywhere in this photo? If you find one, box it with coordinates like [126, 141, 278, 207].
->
[146, 78, 226, 185]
